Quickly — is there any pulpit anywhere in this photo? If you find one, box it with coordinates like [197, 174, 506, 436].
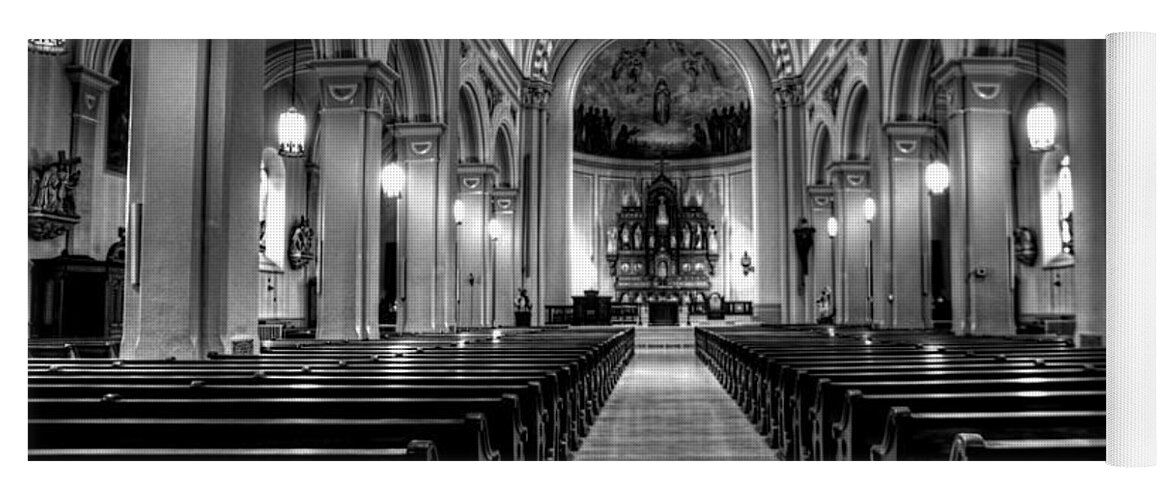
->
[29, 254, 124, 339]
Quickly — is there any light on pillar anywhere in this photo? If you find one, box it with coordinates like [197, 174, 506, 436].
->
[278, 40, 306, 158]
[864, 197, 875, 327]
[863, 197, 876, 223]
[924, 160, 950, 195]
[826, 216, 839, 239]
[380, 162, 405, 198]
[28, 39, 67, 55]
[452, 199, 466, 226]
[487, 218, 502, 326]
[453, 198, 466, 331]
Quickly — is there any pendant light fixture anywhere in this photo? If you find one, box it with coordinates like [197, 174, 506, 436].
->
[278, 39, 307, 158]
[1025, 42, 1057, 151]
[28, 39, 67, 55]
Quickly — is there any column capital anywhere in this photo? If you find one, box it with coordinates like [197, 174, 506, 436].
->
[806, 184, 836, 208]
[457, 163, 500, 193]
[521, 78, 552, 109]
[930, 57, 1020, 111]
[882, 121, 943, 158]
[66, 65, 118, 123]
[309, 58, 400, 112]
[490, 187, 519, 215]
[827, 160, 871, 190]
[388, 122, 446, 162]
[772, 75, 806, 108]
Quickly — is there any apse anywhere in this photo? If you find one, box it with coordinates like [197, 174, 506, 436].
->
[574, 39, 751, 160]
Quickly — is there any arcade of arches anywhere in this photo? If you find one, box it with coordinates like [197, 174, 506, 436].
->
[28, 39, 1105, 359]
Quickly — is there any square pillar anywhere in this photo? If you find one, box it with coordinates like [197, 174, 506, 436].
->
[455, 164, 499, 328]
[829, 161, 872, 326]
[121, 40, 264, 359]
[65, 65, 118, 258]
[932, 58, 1017, 336]
[806, 186, 835, 321]
[881, 122, 937, 329]
[310, 59, 398, 340]
[393, 123, 452, 333]
[490, 189, 520, 327]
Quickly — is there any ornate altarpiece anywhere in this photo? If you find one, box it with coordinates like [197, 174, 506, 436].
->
[605, 171, 720, 307]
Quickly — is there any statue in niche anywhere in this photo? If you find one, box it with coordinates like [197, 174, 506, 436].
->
[694, 224, 704, 250]
[620, 224, 630, 250]
[707, 224, 718, 253]
[633, 225, 643, 250]
[669, 232, 677, 249]
[682, 223, 692, 249]
[606, 226, 619, 254]
[656, 260, 668, 279]
[655, 196, 669, 228]
[648, 232, 656, 251]
[653, 78, 671, 125]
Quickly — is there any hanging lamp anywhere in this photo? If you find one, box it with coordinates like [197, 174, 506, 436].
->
[278, 39, 307, 158]
[28, 39, 67, 55]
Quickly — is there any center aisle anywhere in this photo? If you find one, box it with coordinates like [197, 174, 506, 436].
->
[574, 328, 777, 460]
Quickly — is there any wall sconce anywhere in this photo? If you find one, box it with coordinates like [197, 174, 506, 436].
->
[452, 199, 466, 226]
[924, 160, 950, 195]
[380, 162, 405, 198]
[28, 39, 67, 55]
[826, 216, 840, 239]
[741, 252, 755, 275]
[864, 197, 876, 223]
[466, 273, 476, 286]
[487, 217, 502, 242]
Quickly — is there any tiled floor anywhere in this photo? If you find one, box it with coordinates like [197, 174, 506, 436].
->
[574, 336, 777, 460]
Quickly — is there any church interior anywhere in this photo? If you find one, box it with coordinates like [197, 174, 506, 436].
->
[27, 38, 1107, 462]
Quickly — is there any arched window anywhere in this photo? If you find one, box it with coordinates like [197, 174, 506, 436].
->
[106, 40, 132, 175]
[259, 148, 286, 271]
[1039, 151, 1074, 268]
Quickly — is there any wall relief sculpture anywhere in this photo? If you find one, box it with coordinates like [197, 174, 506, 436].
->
[29, 151, 83, 241]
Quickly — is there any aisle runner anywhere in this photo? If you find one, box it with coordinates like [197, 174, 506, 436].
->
[573, 342, 776, 460]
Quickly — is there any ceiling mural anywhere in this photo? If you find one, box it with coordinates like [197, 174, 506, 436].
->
[574, 39, 751, 160]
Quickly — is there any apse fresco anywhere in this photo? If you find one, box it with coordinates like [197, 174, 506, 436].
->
[575, 40, 751, 160]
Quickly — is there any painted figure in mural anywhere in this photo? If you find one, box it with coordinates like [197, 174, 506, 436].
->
[655, 196, 669, 227]
[653, 78, 671, 126]
[614, 124, 641, 156]
[692, 124, 708, 154]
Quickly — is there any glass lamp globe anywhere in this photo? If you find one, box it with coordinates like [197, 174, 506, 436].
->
[380, 162, 405, 198]
[487, 218, 502, 241]
[826, 216, 840, 238]
[1026, 101, 1058, 151]
[452, 199, 466, 225]
[864, 197, 876, 222]
[277, 107, 307, 158]
[924, 160, 950, 194]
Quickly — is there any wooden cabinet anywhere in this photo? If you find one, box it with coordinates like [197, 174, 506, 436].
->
[572, 291, 612, 326]
[29, 255, 123, 339]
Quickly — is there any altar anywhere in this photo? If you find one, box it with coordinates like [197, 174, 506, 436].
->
[604, 170, 719, 325]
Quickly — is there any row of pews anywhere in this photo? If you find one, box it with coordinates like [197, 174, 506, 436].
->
[696, 327, 1106, 460]
[29, 328, 634, 460]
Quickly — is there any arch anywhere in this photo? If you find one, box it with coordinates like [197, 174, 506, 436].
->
[493, 126, 514, 187]
[105, 40, 133, 176]
[842, 82, 870, 161]
[75, 39, 129, 76]
[888, 39, 943, 122]
[259, 147, 287, 270]
[457, 84, 484, 163]
[391, 39, 441, 122]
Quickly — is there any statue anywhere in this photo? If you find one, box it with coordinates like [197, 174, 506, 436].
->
[606, 226, 619, 254]
[707, 224, 718, 253]
[648, 232, 656, 250]
[1014, 227, 1038, 266]
[669, 232, 677, 249]
[655, 196, 669, 227]
[793, 218, 816, 278]
[620, 224, 631, 250]
[816, 286, 835, 325]
[656, 260, 668, 279]
[694, 224, 704, 250]
[653, 78, 671, 125]
[633, 225, 643, 250]
[513, 288, 533, 311]
[106, 227, 126, 263]
[682, 223, 692, 248]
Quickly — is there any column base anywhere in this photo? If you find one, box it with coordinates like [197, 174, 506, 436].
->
[754, 303, 784, 324]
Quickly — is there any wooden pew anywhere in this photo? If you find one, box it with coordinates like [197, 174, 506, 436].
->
[870, 408, 1106, 461]
[949, 433, 1106, 461]
[30, 415, 498, 460]
[833, 390, 1105, 461]
[31, 442, 438, 461]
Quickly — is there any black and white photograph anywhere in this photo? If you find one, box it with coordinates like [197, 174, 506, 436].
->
[11, 2, 1167, 498]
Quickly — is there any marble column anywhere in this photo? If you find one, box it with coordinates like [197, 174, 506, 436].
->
[121, 40, 264, 359]
[806, 186, 835, 321]
[829, 161, 872, 326]
[880, 122, 936, 329]
[393, 123, 452, 333]
[65, 65, 118, 258]
[1066, 40, 1106, 347]
[455, 164, 499, 327]
[309, 59, 396, 340]
[520, 79, 552, 324]
[491, 188, 520, 326]
[932, 58, 1017, 336]
[774, 76, 808, 323]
